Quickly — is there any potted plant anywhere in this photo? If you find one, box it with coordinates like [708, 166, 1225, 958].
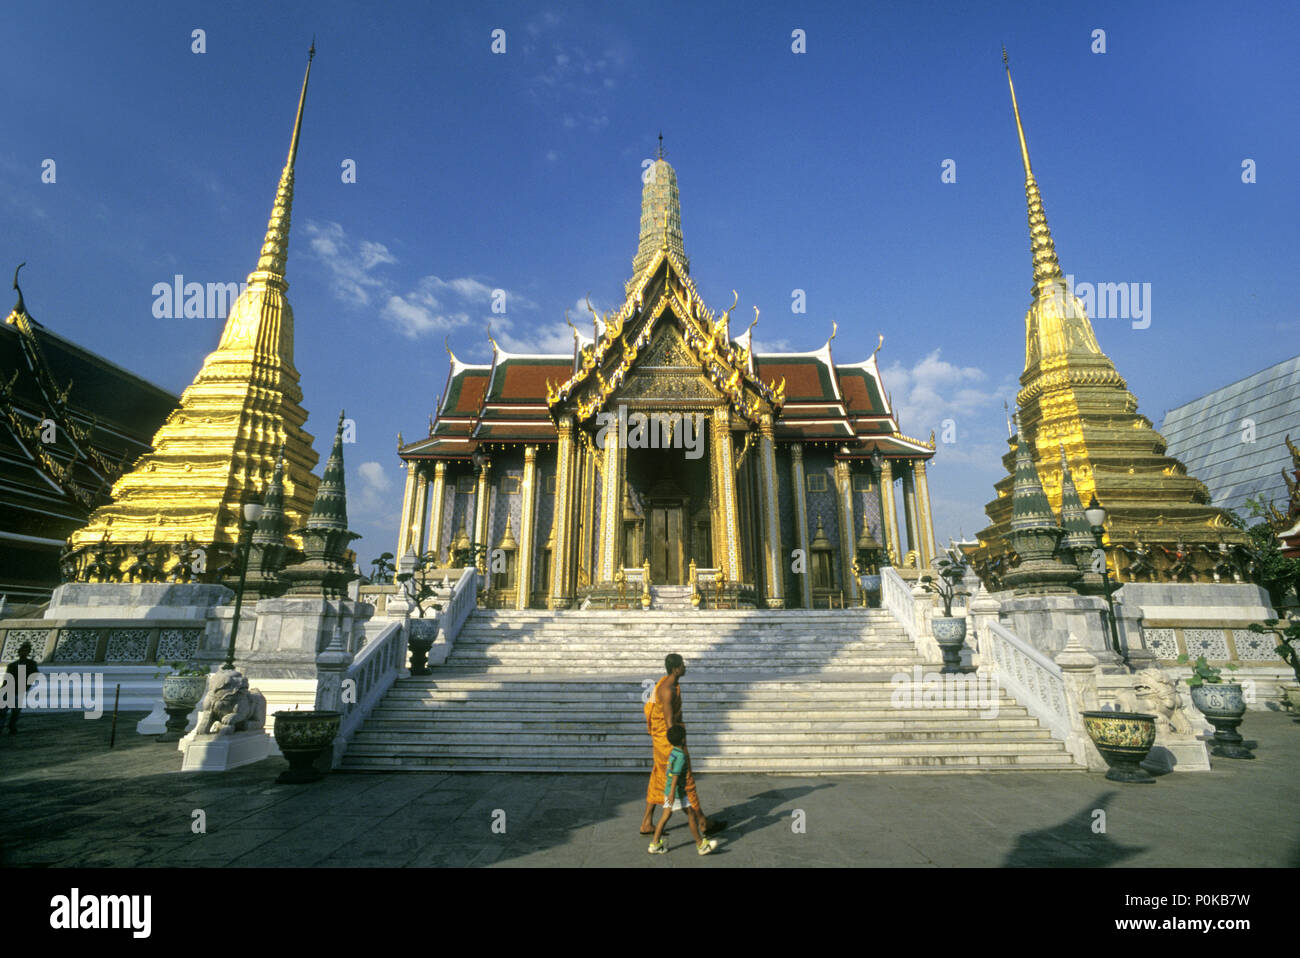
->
[1080, 708, 1158, 783]
[272, 709, 342, 784]
[920, 547, 970, 673]
[394, 550, 444, 676]
[154, 661, 209, 742]
[1246, 618, 1300, 715]
[1177, 653, 1252, 759]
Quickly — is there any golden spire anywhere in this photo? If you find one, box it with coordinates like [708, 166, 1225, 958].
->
[251, 41, 314, 286]
[1003, 48, 1063, 291]
[629, 137, 688, 289]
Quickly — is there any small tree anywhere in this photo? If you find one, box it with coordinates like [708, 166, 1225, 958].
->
[369, 552, 396, 585]
[1247, 619, 1300, 685]
[394, 551, 444, 619]
[1175, 653, 1240, 688]
[920, 545, 970, 617]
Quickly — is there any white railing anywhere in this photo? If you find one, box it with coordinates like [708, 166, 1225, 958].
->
[984, 620, 1072, 741]
[881, 566, 919, 641]
[433, 567, 478, 657]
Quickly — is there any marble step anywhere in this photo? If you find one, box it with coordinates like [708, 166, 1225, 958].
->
[340, 752, 1081, 772]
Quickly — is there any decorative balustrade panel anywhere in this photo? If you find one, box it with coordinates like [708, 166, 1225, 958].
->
[985, 620, 1071, 740]
[0, 623, 203, 665]
[881, 567, 919, 642]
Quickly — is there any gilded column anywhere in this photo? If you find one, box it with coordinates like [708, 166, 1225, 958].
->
[597, 414, 623, 581]
[790, 443, 812, 608]
[901, 464, 920, 566]
[550, 415, 577, 608]
[473, 457, 492, 562]
[880, 459, 901, 565]
[517, 445, 538, 609]
[427, 460, 447, 562]
[711, 406, 742, 580]
[758, 415, 784, 608]
[915, 459, 939, 568]
[412, 467, 430, 560]
[396, 459, 418, 558]
[835, 459, 860, 604]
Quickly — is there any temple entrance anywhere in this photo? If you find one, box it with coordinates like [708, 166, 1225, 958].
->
[648, 504, 684, 584]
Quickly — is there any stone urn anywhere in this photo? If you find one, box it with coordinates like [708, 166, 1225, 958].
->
[1082, 711, 1158, 783]
[407, 618, 438, 676]
[272, 710, 342, 784]
[159, 674, 208, 742]
[931, 616, 967, 674]
[1189, 683, 1252, 759]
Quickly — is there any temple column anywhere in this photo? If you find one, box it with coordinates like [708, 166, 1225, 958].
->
[758, 415, 784, 608]
[597, 414, 624, 581]
[835, 459, 860, 604]
[880, 459, 902, 565]
[915, 459, 938, 567]
[517, 445, 538, 609]
[711, 406, 742, 580]
[412, 467, 430, 560]
[550, 415, 577, 608]
[473, 456, 492, 566]
[427, 460, 447, 562]
[790, 443, 812, 608]
[396, 459, 419, 558]
[901, 463, 920, 567]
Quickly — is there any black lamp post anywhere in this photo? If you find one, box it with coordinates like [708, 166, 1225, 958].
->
[223, 500, 264, 671]
[1085, 495, 1125, 666]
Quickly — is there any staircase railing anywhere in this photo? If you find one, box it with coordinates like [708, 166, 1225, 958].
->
[321, 567, 479, 767]
[881, 566, 919, 640]
[983, 620, 1072, 741]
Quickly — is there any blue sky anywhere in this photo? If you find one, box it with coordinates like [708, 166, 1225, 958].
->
[4, 0, 1297, 560]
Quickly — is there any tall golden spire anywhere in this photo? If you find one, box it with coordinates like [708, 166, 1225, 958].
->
[69, 46, 322, 574]
[628, 136, 688, 291]
[1003, 47, 1063, 292]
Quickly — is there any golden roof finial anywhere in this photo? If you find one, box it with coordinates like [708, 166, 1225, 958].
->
[827, 320, 838, 344]
[444, 335, 459, 366]
[872, 333, 884, 358]
[1003, 48, 1063, 289]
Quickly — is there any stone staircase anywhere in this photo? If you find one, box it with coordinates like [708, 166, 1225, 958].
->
[339, 609, 1081, 773]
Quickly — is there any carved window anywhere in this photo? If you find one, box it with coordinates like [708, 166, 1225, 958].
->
[806, 473, 827, 493]
[502, 475, 522, 496]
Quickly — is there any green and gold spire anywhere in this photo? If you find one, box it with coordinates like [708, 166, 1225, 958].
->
[69, 46, 321, 577]
[629, 134, 688, 289]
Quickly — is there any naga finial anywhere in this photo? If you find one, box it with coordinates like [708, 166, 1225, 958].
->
[828, 320, 838, 344]
[872, 333, 884, 357]
[11, 262, 26, 316]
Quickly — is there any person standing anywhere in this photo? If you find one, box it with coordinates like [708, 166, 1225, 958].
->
[1, 642, 40, 734]
[639, 653, 724, 835]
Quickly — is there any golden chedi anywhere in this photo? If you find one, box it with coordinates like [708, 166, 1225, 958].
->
[969, 52, 1248, 588]
[67, 48, 321, 579]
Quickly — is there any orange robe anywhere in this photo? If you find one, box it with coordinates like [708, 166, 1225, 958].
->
[645, 676, 700, 808]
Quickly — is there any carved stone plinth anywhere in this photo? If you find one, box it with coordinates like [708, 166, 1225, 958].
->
[180, 728, 274, 771]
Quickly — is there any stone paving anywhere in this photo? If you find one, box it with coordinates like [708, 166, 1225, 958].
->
[1, 710, 1297, 868]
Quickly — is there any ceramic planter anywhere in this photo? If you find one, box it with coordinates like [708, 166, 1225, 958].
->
[407, 618, 438, 676]
[1082, 711, 1158, 783]
[931, 616, 967, 674]
[1189, 683, 1253, 759]
[158, 674, 208, 742]
[272, 710, 342, 783]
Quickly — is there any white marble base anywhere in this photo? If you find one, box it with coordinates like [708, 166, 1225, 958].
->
[1144, 740, 1212, 773]
[136, 700, 168, 735]
[180, 728, 274, 772]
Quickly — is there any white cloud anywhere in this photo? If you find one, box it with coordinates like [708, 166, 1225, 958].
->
[881, 349, 1011, 437]
[357, 461, 391, 492]
[304, 220, 394, 306]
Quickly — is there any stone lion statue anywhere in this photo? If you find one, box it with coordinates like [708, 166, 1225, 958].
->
[195, 669, 267, 736]
[1116, 668, 1194, 737]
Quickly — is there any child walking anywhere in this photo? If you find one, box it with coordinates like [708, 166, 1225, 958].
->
[647, 725, 718, 856]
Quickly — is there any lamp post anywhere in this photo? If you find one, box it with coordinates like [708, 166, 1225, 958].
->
[223, 500, 264, 671]
[1085, 495, 1125, 666]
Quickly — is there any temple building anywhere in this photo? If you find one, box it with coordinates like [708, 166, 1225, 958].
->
[1, 271, 177, 603]
[966, 54, 1249, 588]
[396, 148, 938, 609]
[65, 48, 322, 580]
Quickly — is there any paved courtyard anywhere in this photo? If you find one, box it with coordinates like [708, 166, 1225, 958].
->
[1, 710, 1297, 868]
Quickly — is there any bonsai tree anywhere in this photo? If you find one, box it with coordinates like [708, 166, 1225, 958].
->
[1246, 618, 1300, 685]
[920, 545, 970, 618]
[368, 552, 396, 585]
[153, 660, 207, 678]
[1175, 653, 1240, 688]
[394, 550, 445, 619]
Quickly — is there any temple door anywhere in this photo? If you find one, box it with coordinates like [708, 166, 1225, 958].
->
[649, 504, 684, 584]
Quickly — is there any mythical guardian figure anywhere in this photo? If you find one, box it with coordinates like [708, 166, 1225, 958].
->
[194, 669, 267, 736]
[1116, 669, 1196, 737]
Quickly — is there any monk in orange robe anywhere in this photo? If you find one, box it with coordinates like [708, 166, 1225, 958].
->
[639, 653, 723, 835]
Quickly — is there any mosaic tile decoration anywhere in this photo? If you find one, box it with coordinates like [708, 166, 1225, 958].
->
[157, 629, 201, 662]
[1231, 629, 1281, 662]
[105, 629, 150, 662]
[1142, 627, 1179, 661]
[1183, 628, 1230, 661]
[1, 630, 54, 662]
[52, 629, 100, 663]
